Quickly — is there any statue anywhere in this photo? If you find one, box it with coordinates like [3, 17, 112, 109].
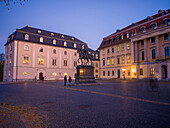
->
[77, 48, 93, 65]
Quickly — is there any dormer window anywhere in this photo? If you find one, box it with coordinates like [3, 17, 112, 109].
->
[116, 29, 120, 33]
[146, 16, 152, 21]
[74, 43, 76, 48]
[126, 33, 129, 38]
[38, 30, 41, 34]
[131, 23, 136, 27]
[163, 18, 169, 24]
[140, 26, 146, 32]
[111, 38, 115, 43]
[82, 45, 84, 49]
[53, 40, 56, 45]
[50, 33, 54, 36]
[121, 35, 124, 40]
[161, 11, 167, 16]
[150, 23, 157, 29]
[64, 41, 67, 46]
[61, 35, 64, 38]
[25, 34, 29, 40]
[71, 37, 74, 40]
[117, 36, 119, 42]
[40, 37, 43, 42]
[103, 41, 106, 45]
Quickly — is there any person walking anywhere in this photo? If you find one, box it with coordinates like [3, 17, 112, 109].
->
[68, 76, 72, 86]
[64, 75, 67, 86]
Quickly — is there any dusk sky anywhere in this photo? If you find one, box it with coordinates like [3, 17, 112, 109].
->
[0, 0, 169, 53]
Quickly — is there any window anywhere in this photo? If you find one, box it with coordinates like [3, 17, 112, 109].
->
[122, 45, 124, 51]
[74, 61, 77, 67]
[38, 58, 44, 65]
[74, 43, 76, 48]
[121, 35, 124, 40]
[107, 40, 110, 44]
[9, 55, 12, 64]
[23, 56, 29, 64]
[10, 45, 12, 51]
[141, 51, 144, 60]
[141, 40, 144, 46]
[25, 34, 29, 40]
[127, 56, 130, 63]
[163, 18, 169, 24]
[150, 23, 156, 29]
[112, 70, 114, 76]
[61, 35, 64, 38]
[64, 41, 67, 46]
[24, 45, 29, 50]
[8, 69, 11, 76]
[40, 47, 43, 52]
[117, 46, 120, 52]
[8, 37, 10, 42]
[127, 33, 129, 38]
[103, 59, 105, 66]
[82, 45, 84, 49]
[112, 47, 114, 53]
[140, 69, 143, 75]
[122, 57, 125, 64]
[53, 40, 56, 45]
[108, 71, 110, 76]
[150, 68, 154, 76]
[117, 36, 119, 42]
[117, 58, 120, 64]
[23, 72, 28, 75]
[64, 51, 67, 55]
[165, 46, 170, 56]
[128, 70, 130, 76]
[53, 49, 56, 54]
[52, 59, 57, 66]
[95, 70, 98, 73]
[111, 58, 114, 65]
[52, 73, 57, 76]
[38, 30, 41, 34]
[74, 52, 77, 56]
[40, 37, 43, 42]
[103, 50, 105, 55]
[140, 26, 145, 32]
[152, 49, 156, 59]
[107, 49, 110, 54]
[107, 58, 110, 65]
[103, 71, 105, 76]
[151, 37, 155, 43]
[64, 60, 67, 66]
[111, 38, 115, 43]
[71, 37, 74, 40]
[127, 44, 130, 49]
[51, 33, 54, 36]
[164, 34, 169, 40]
[96, 54, 98, 59]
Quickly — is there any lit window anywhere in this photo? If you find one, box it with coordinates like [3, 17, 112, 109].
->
[64, 41, 67, 46]
[23, 72, 28, 75]
[64, 60, 67, 66]
[25, 34, 29, 40]
[103, 50, 105, 55]
[8, 69, 11, 76]
[107, 58, 110, 65]
[52, 72, 57, 76]
[82, 45, 84, 49]
[23, 56, 29, 64]
[121, 35, 124, 40]
[150, 68, 154, 76]
[74, 61, 77, 67]
[74, 43, 77, 48]
[127, 56, 130, 63]
[140, 69, 143, 75]
[40, 37, 43, 43]
[61, 35, 64, 38]
[96, 54, 98, 59]
[127, 44, 130, 49]
[127, 33, 129, 38]
[38, 30, 41, 34]
[53, 49, 56, 54]
[64, 73, 67, 76]
[111, 58, 114, 65]
[40, 47, 43, 52]
[51, 33, 54, 36]
[53, 40, 56, 45]
[24, 45, 29, 50]
[122, 57, 125, 64]
[64, 51, 67, 55]
[52, 59, 57, 66]
[38, 58, 44, 65]
[74, 52, 77, 56]
[9, 55, 12, 64]
[122, 45, 124, 50]
[117, 46, 119, 52]
[71, 37, 74, 40]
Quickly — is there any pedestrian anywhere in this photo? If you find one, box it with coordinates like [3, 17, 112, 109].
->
[68, 76, 72, 86]
[64, 75, 67, 86]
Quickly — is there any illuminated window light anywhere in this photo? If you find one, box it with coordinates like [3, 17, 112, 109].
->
[52, 72, 57, 76]
[38, 58, 44, 65]
[74, 43, 76, 48]
[117, 47, 120, 51]
[24, 72, 28, 75]
[23, 56, 29, 64]
[53, 40, 56, 45]
[127, 44, 130, 49]
[64, 41, 67, 46]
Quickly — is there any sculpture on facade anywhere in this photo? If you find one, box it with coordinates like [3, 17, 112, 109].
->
[77, 48, 93, 65]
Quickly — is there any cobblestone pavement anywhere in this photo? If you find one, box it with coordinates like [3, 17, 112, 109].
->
[0, 80, 170, 128]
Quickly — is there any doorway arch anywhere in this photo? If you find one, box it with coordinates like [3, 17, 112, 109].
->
[39, 72, 43, 80]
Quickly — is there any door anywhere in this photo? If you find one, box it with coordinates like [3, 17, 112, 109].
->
[117, 69, 120, 78]
[161, 65, 167, 79]
[39, 72, 43, 80]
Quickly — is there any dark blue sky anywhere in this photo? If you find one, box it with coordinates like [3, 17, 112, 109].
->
[0, 0, 169, 53]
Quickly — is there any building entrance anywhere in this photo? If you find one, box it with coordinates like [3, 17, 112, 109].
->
[161, 65, 167, 79]
[117, 69, 120, 78]
[39, 72, 43, 80]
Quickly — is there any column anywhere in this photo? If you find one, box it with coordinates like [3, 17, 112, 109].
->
[32, 44, 35, 67]
[125, 43, 127, 65]
[47, 46, 49, 68]
[59, 48, 61, 68]
[144, 39, 147, 62]
[131, 41, 135, 63]
[70, 50, 72, 69]
[155, 36, 159, 58]
[134, 41, 138, 63]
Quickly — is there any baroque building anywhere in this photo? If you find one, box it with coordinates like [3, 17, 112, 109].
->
[99, 9, 170, 80]
[3, 26, 99, 82]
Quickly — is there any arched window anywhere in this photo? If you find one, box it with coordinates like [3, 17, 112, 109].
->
[25, 34, 29, 40]
[140, 26, 145, 32]
[163, 18, 169, 24]
[64, 50, 67, 55]
[150, 23, 157, 29]
[53, 40, 56, 45]
[40, 37, 43, 43]
[53, 49, 56, 54]
[40, 47, 43, 52]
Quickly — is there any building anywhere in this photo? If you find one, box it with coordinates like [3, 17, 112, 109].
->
[3, 26, 99, 82]
[98, 9, 170, 80]
[0, 53, 5, 64]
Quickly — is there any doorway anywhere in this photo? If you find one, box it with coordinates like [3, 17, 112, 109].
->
[39, 72, 43, 80]
[161, 65, 167, 79]
[117, 69, 120, 78]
